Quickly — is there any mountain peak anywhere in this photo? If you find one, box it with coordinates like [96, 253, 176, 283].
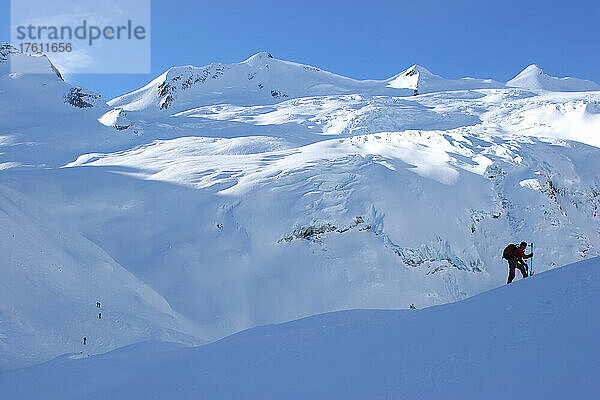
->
[243, 51, 274, 66]
[386, 64, 437, 91]
[404, 64, 434, 76]
[0, 43, 20, 62]
[386, 63, 503, 93]
[0, 42, 64, 81]
[507, 64, 600, 91]
[516, 64, 544, 77]
[526, 63, 542, 70]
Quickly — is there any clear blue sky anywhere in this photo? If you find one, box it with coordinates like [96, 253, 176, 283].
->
[2, 0, 599, 99]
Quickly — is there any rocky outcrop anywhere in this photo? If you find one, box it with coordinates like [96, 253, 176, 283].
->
[0, 43, 19, 62]
[279, 216, 370, 242]
[64, 87, 104, 108]
[157, 64, 227, 110]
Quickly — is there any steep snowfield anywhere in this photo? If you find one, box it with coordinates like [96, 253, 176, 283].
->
[508, 64, 600, 92]
[2, 128, 598, 370]
[1, 46, 599, 371]
[2, 257, 598, 400]
[0, 182, 204, 370]
[0, 44, 63, 79]
[0, 45, 138, 168]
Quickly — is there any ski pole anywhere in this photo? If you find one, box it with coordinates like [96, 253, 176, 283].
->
[531, 242, 534, 275]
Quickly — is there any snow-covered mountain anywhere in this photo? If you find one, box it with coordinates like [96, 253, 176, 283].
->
[387, 63, 504, 93]
[108, 53, 506, 115]
[109, 55, 600, 118]
[3, 257, 598, 399]
[507, 64, 600, 92]
[1, 45, 599, 371]
[0, 44, 106, 114]
[0, 45, 136, 167]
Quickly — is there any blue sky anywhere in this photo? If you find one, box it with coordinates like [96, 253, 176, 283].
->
[1, 0, 599, 99]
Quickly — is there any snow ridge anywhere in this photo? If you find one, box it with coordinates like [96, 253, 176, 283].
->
[109, 53, 600, 115]
[507, 64, 600, 91]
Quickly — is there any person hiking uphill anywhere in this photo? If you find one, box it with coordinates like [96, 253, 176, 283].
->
[503, 241, 533, 284]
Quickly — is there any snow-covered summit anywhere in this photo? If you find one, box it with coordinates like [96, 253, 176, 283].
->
[108, 52, 411, 113]
[243, 51, 274, 65]
[0, 43, 63, 80]
[108, 53, 509, 114]
[0, 43, 106, 111]
[386, 64, 433, 90]
[108, 54, 600, 116]
[507, 64, 600, 92]
[0, 43, 136, 167]
[387, 63, 505, 93]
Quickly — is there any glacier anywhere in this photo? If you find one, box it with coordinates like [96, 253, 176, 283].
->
[0, 45, 599, 376]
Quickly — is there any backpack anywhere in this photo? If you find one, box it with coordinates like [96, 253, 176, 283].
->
[502, 243, 517, 260]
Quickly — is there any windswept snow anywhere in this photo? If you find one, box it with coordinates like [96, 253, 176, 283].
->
[1, 45, 599, 371]
[2, 257, 598, 399]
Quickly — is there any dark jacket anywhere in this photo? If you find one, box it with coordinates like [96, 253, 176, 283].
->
[512, 246, 532, 261]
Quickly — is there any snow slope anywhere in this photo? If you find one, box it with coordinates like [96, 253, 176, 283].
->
[169, 89, 600, 147]
[108, 53, 505, 115]
[1, 45, 600, 371]
[2, 257, 598, 400]
[2, 128, 597, 371]
[388, 64, 504, 93]
[508, 64, 600, 92]
[0, 182, 205, 370]
[0, 45, 138, 168]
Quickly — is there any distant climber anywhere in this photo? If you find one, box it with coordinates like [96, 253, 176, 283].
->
[98, 313, 102, 319]
[96, 301, 101, 308]
[83, 337, 87, 345]
[409, 304, 416, 309]
[503, 241, 532, 284]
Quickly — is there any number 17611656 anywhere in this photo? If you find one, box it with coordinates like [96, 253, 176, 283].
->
[19, 42, 72, 53]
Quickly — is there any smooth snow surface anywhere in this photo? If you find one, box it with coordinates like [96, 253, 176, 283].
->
[1, 45, 600, 371]
[507, 64, 600, 92]
[388, 64, 504, 93]
[2, 257, 599, 400]
[108, 54, 506, 114]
